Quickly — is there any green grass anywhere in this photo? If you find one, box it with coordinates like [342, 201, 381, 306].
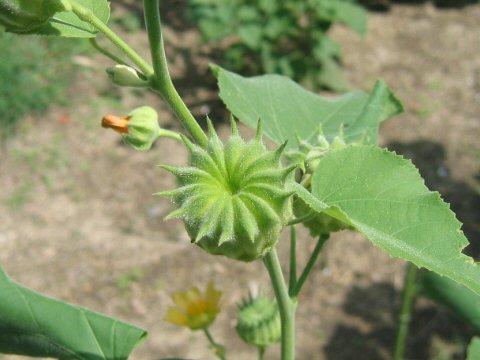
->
[0, 32, 89, 138]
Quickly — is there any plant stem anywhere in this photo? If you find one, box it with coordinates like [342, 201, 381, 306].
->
[258, 346, 265, 360]
[203, 328, 226, 360]
[289, 226, 297, 294]
[264, 249, 295, 360]
[393, 262, 418, 360]
[70, 1, 153, 77]
[290, 234, 329, 298]
[143, 0, 208, 148]
[88, 38, 127, 66]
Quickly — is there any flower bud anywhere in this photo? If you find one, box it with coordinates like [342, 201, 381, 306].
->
[106, 65, 149, 88]
[159, 119, 295, 262]
[0, 0, 71, 33]
[102, 106, 160, 151]
[236, 294, 281, 348]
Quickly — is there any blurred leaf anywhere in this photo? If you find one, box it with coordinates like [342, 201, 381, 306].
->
[323, 0, 368, 35]
[0, 265, 146, 359]
[215, 67, 402, 148]
[420, 271, 480, 331]
[238, 23, 263, 49]
[291, 145, 480, 296]
[35, 0, 110, 38]
[316, 56, 350, 92]
[467, 337, 480, 360]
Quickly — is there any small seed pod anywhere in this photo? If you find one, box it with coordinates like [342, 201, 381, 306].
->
[288, 128, 351, 236]
[0, 0, 71, 33]
[236, 294, 281, 348]
[159, 119, 294, 262]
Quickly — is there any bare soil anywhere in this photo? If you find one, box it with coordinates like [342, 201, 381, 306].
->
[1, 1, 479, 359]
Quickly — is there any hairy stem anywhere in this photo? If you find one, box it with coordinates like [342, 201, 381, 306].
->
[70, 1, 153, 77]
[264, 249, 296, 360]
[289, 226, 297, 294]
[143, 0, 208, 147]
[393, 263, 418, 360]
[290, 234, 329, 298]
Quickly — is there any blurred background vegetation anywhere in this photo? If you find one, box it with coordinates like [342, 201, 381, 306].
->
[0, 33, 89, 138]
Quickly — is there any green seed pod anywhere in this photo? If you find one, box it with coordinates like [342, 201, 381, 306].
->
[236, 293, 281, 348]
[0, 0, 71, 33]
[288, 128, 351, 236]
[159, 119, 294, 262]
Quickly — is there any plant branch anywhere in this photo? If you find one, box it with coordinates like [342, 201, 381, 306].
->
[264, 249, 295, 360]
[290, 234, 329, 298]
[70, 1, 153, 77]
[88, 38, 127, 66]
[143, 0, 208, 147]
[393, 262, 418, 360]
[158, 128, 183, 142]
[203, 328, 226, 360]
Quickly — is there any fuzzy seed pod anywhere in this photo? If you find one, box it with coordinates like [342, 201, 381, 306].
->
[0, 0, 71, 33]
[236, 294, 281, 348]
[287, 128, 351, 236]
[159, 119, 294, 262]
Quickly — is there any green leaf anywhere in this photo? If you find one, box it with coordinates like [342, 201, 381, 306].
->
[467, 337, 480, 360]
[0, 265, 146, 359]
[35, 0, 110, 38]
[215, 67, 403, 148]
[420, 271, 480, 332]
[291, 145, 480, 296]
[322, 0, 368, 36]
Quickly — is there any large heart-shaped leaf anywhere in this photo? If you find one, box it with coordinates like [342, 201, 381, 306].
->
[215, 67, 403, 148]
[290, 145, 480, 295]
[0, 265, 146, 359]
[35, 0, 110, 38]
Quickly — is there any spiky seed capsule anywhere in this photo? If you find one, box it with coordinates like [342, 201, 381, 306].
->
[236, 294, 281, 347]
[160, 120, 294, 262]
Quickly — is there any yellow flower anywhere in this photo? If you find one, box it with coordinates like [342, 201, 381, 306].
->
[165, 282, 221, 330]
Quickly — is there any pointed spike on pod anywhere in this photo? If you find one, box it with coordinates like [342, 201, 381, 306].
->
[158, 164, 180, 175]
[179, 134, 196, 153]
[153, 189, 178, 198]
[218, 230, 233, 246]
[255, 119, 263, 142]
[273, 141, 288, 160]
[206, 116, 219, 139]
[194, 222, 212, 244]
[165, 207, 187, 220]
[230, 115, 239, 136]
[281, 164, 297, 179]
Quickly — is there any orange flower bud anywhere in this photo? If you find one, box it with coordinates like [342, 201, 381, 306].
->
[101, 114, 130, 134]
